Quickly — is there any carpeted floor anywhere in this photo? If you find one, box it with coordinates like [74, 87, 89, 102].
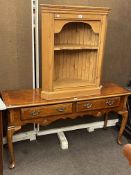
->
[3, 127, 131, 175]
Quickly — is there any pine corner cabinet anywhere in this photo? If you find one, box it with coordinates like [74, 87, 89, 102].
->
[40, 4, 110, 100]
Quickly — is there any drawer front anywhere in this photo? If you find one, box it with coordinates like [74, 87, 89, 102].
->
[55, 13, 85, 19]
[54, 13, 99, 20]
[21, 103, 72, 120]
[76, 97, 120, 112]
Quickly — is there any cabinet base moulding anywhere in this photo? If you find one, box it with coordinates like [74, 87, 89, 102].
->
[41, 86, 101, 100]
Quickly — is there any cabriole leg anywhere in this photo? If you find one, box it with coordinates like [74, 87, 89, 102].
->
[117, 111, 128, 145]
[7, 126, 21, 169]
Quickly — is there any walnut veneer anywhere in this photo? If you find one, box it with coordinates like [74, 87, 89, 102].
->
[1, 83, 131, 169]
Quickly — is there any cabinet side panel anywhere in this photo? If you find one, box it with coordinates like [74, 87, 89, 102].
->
[96, 15, 108, 86]
[41, 13, 54, 91]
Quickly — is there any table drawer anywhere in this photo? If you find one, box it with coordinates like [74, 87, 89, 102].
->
[21, 103, 72, 120]
[76, 97, 120, 112]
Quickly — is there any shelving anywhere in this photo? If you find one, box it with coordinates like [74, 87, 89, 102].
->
[54, 50, 97, 87]
[54, 21, 98, 90]
[54, 22, 99, 47]
[41, 4, 110, 99]
[54, 44, 98, 51]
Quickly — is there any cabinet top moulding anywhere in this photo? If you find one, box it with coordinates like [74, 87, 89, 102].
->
[40, 4, 111, 15]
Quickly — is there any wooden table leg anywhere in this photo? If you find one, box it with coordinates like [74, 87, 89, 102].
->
[117, 110, 128, 145]
[7, 126, 21, 169]
[103, 113, 108, 129]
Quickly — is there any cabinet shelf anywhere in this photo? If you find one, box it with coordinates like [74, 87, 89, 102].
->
[54, 44, 99, 51]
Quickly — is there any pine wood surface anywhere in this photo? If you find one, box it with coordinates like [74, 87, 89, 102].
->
[54, 45, 98, 50]
[54, 50, 97, 85]
[40, 4, 110, 14]
[41, 4, 110, 99]
[54, 22, 99, 46]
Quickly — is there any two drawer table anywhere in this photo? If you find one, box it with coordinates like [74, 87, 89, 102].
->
[1, 83, 131, 169]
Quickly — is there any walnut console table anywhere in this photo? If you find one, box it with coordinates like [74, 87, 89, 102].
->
[1, 83, 131, 169]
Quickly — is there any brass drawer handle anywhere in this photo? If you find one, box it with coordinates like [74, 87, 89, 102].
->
[83, 103, 92, 108]
[56, 108, 65, 112]
[31, 110, 40, 116]
[106, 99, 115, 106]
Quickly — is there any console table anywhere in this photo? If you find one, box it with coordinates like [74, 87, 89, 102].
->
[1, 83, 131, 169]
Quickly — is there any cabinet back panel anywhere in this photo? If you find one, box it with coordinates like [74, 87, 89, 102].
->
[54, 22, 99, 46]
[54, 50, 97, 84]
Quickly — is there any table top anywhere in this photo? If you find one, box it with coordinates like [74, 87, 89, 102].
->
[1, 83, 131, 109]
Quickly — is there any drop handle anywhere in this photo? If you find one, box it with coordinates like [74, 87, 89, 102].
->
[56, 108, 65, 112]
[106, 100, 115, 106]
[31, 110, 40, 116]
[83, 103, 92, 108]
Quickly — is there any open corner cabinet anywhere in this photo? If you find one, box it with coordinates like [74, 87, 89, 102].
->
[40, 4, 110, 100]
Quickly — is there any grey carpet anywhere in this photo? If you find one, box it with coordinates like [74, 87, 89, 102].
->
[3, 127, 131, 175]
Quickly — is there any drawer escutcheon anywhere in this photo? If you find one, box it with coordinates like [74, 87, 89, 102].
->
[106, 99, 115, 106]
[31, 110, 40, 116]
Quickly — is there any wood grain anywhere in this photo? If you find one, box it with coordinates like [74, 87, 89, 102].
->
[54, 50, 97, 86]
[21, 103, 72, 120]
[41, 13, 54, 91]
[1, 83, 130, 169]
[41, 4, 110, 99]
[1, 83, 131, 168]
[1, 83, 131, 108]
